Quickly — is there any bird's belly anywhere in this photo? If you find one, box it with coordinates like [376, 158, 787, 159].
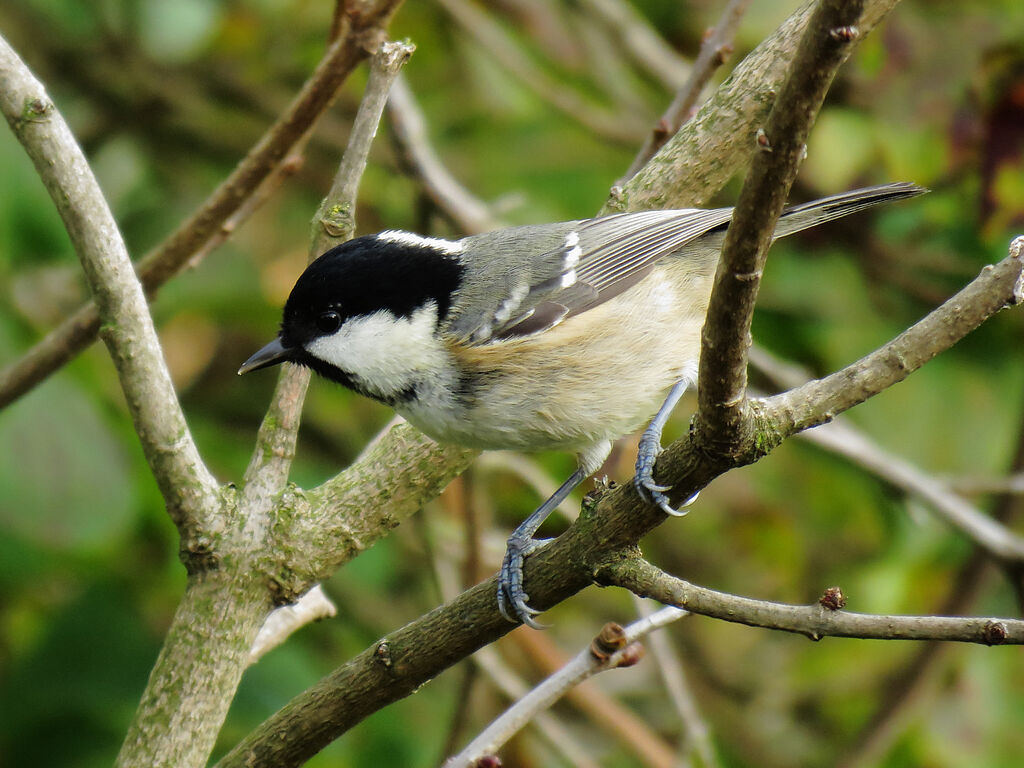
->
[403, 264, 711, 454]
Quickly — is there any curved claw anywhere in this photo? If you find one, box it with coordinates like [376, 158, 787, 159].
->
[498, 537, 551, 628]
[635, 436, 700, 516]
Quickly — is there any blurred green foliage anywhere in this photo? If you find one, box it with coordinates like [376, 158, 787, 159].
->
[1, 1, 1023, 766]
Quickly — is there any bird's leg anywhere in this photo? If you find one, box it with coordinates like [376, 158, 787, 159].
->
[634, 379, 698, 516]
[498, 466, 589, 627]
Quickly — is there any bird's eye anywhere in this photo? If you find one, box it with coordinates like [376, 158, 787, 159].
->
[316, 310, 341, 334]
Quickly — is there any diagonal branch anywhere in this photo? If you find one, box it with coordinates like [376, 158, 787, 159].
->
[0, 0, 402, 410]
[602, 0, 903, 214]
[0, 33, 220, 532]
[621, 0, 753, 183]
[579, 0, 690, 90]
[445, 608, 687, 767]
[759, 240, 1024, 437]
[602, 558, 1024, 644]
[387, 73, 502, 234]
[749, 345, 1024, 564]
[696, 0, 866, 448]
[434, 0, 647, 144]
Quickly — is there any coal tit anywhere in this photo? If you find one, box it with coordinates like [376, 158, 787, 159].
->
[240, 182, 925, 627]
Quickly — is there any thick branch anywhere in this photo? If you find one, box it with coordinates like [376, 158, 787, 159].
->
[602, 558, 1024, 644]
[697, 0, 866, 447]
[0, 0, 402, 410]
[580, 0, 689, 90]
[269, 422, 476, 601]
[602, 0, 902, 213]
[0, 34, 220, 532]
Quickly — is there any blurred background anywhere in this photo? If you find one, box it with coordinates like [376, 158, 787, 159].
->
[1, 1, 1023, 766]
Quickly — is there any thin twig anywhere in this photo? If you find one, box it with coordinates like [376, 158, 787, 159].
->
[580, 0, 690, 89]
[512, 626, 679, 768]
[245, 39, 416, 597]
[434, 0, 647, 144]
[0, 33, 220, 533]
[602, 558, 1024, 644]
[0, 2, 402, 410]
[240, 40, 414, 586]
[696, 0, 866, 447]
[248, 585, 338, 665]
[470, 647, 602, 768]
[387, 73, 501, 234]
[621, 0, 753, 183]
[311, 39, 416, 257]
[944, 473, 1024, 496]
[445, 608, 687, 767]
[632, 596, 719, 768]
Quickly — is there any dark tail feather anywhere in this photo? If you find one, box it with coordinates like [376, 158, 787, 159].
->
[773, 182, 928, 239]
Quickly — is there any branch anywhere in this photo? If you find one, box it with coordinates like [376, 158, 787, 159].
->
[946, 473, 1024, 496]
[445, 609, 686, 767]
[0, 34, 219, 532]
[512, 625, 679, 768]
[387, 73, 501, 234]
[430, 536, 602, 768]
[434, 0, 647, 144]
[241, 38, 416, 508]
[621, 0, 753, 183]
[802, 420, 1024, 561]
[749, 345, 1024, 564]
[579, 0, 690, 90]
[602, 558, 1024, 644]
[602, 0, 903, 213]
[759, 239, 1024, 437]
[0, 1, 401, 410]
[248, 585, 338, 665]
[696, 0, 866, 447]
[111, 11, 410, 768]
[632, 596, 720, 768]
[270, 422, 476, 601]
[469, 647, 602, 768]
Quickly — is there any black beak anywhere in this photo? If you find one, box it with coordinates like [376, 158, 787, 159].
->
[238, 336, 293, 375]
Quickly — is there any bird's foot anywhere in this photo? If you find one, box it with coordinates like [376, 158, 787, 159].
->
[634, 430, 698, 516]
[497, 535, 552, 628]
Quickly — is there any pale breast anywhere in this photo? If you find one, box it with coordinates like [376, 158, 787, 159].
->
[432, 261, 715, 453]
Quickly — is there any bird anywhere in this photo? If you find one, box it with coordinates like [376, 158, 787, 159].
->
[239, 182, 926, 627]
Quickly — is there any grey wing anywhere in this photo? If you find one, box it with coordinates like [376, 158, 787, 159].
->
[447, 208, 736, 345]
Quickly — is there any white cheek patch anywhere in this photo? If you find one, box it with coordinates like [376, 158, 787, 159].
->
[305, 303, 446, 398]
